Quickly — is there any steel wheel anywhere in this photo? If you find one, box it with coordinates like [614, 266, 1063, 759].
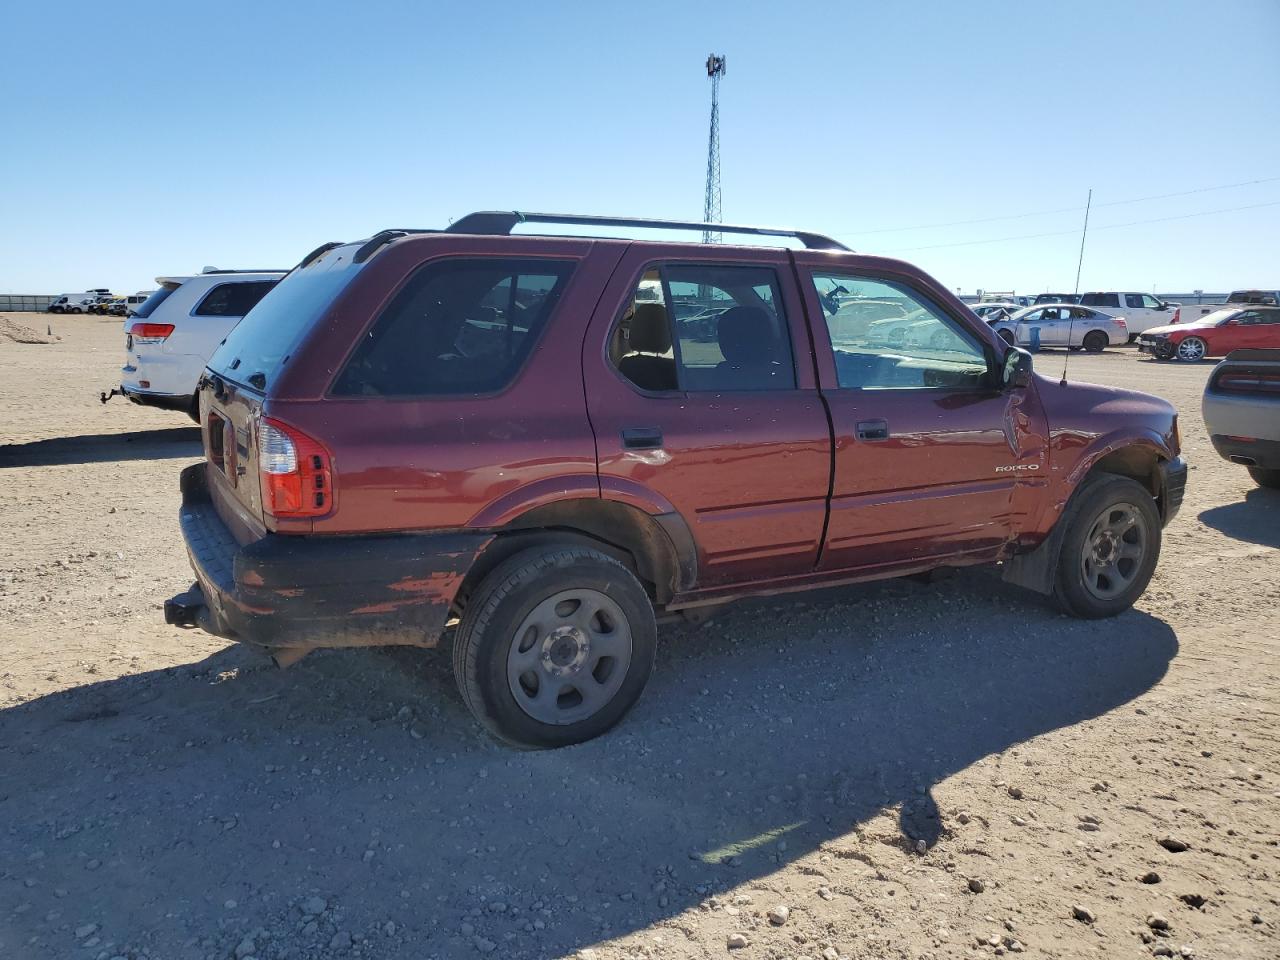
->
[506, 588, 633, 726]
[1079, 502, 1149, 601]
[1176, 337, 1206, 362]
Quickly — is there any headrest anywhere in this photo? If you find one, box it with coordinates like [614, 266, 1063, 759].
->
[628, 302, 672, 354]
[717, 306, 777, 364]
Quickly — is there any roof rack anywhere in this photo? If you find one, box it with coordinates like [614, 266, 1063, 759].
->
[446, 211, 850, 251]
[199, 267, 288, 275]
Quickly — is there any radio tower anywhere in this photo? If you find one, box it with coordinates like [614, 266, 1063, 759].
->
[702, 54, 726, 242]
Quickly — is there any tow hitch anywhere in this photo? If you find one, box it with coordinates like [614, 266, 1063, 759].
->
[100, 386, 122, 404]
[164, 585, 205, 628]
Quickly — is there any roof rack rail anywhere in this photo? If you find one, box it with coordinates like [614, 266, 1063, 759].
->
[296, 241, 344, 270]
[199, 267, 288, 275]
[445, 211, 850, 251]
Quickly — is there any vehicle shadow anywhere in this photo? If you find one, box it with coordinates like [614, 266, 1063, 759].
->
[0, 427, 201, 468]
[1197, 486, 1280, 547]
[0, 572, 1177, 959]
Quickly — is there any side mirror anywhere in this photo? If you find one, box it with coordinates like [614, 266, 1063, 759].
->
[1155, 303, 1168, 311]
[1003, 347, 1033, 389]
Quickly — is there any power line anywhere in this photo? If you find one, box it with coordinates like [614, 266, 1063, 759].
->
[883, 198, 1280, 253]
[842, 175, 1280, 236]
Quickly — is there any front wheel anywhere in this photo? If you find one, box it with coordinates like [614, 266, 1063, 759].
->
[1249, 466, 1280, 489]
[452, 546, 657, 748]
[1176, 336, 1207, 362]
[1053, 474, 1162, 619]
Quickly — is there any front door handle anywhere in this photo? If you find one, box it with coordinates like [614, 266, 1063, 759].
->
[856, 419, 889, 441]
[621, 426, 664, 450]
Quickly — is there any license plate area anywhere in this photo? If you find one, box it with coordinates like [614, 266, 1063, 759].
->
[206, 411, 237, 485]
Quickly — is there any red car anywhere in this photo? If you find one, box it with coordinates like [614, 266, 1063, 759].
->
[1138, 306, 1280, 362]
[167, 212, 1186, 747]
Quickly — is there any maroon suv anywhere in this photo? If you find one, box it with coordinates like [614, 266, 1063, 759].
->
[167, 212, 1187, 748]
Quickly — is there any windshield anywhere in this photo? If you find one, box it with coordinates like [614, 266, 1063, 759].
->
[131, 283, 179, 318]
[1195, 309, 1240, 326]
[207, 258, 361, 390]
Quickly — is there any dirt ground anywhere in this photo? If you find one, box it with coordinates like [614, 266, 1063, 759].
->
[1, 312, 1277, 960]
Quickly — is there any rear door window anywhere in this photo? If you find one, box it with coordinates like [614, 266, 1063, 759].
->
[1125, 294, 1144, 308]
[332, 258, 574, 397]
[193, 280, 279, 317]
[610, 263, 796, 393]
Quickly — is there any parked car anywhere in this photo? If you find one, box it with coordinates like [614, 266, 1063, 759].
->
[1202, 349, 1280, 489]
[1172, 289, 1280, 324]
[991, 304, 1126, 351]
[1137, 305, 1280, 362]
[1076, 292, 1176, 339]
[164, 211, 1186, 749]
[123, 290, 154, 316]
[87, 295, 118, 315]
[103, 268, 284, 418]
[1033, 293, 1081, 305]
[48, 289, 111, 314]
[971, 302, 1020, 323]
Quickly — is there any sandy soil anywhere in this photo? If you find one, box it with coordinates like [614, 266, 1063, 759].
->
[1, 312, 1277, 960]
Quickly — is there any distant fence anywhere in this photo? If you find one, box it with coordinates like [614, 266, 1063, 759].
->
[0, 295, 55, 312]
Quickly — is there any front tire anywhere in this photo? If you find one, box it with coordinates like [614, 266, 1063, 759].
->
[1176, 336, 1207, 362]
[1052, 474, 1161, 619]
[1249, 467, 1280, 489]
[452, 546, 657, 748]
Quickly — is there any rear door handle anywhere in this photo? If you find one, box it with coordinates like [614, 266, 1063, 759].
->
[856, 419, 889, 441]
[622, 426, 664, 450]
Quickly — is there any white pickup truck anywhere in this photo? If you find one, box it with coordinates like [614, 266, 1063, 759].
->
[1175, 289, 1280, 324]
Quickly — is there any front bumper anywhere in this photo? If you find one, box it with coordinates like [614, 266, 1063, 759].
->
[1159, 456, 1188, 523]
[170, 463, 492, 650]
[1137, 338, 1174, 359]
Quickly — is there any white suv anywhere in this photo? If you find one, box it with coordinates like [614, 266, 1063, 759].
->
[107, 268, 284, 418]
[1076, 292, 1176, 339]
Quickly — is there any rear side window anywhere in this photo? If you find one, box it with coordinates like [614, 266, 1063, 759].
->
[333, 258, 574, 397]
[1081, 293, 1121, 308]
[1125, 294, 1144, 308]
[193, 280, 278, 317]
[610, 263, 796, 393]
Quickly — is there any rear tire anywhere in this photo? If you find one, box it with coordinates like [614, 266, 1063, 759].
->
[187, 392, 200, 423]
[1082, 330, 1108, 353]
[452, 546, 657, 748]
[1249, 466, 1280, 489]
[1052, 474, 1162, 619]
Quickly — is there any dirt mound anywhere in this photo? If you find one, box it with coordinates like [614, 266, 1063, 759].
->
[0, 315, 60, 344]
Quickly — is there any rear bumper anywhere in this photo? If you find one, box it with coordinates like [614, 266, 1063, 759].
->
[171, 463, 492, 650]
[1159, 456, 1188, 523]
[1209, 436, 1280, 471]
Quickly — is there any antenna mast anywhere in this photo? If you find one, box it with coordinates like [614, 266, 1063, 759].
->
[702, 54, 726, 243]
[1062, 188, 1093, 385]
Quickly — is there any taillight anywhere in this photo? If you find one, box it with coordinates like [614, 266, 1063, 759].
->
[1214, 371, 1280, 396]
[1115, 318, 1127, 327]
[257, 418, 333, 518]
[1171, 307, 1181, 324]
[128, 322, 175, 340]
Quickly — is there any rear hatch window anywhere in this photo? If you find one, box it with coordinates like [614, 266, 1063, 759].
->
[131, 283, 180, 319]
[207, 255, 361, 391]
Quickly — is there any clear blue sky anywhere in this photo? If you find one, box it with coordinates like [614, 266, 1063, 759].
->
[3, 0, 1277, 295]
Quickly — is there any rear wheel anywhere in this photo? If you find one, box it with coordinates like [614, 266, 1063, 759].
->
[452, 546, 657, 748]
[1052, 474, 1161, 619]
[1082, 330, 1108, 353]
[1249, 466, 1280, 489]
[1176, 336, 1207, 362]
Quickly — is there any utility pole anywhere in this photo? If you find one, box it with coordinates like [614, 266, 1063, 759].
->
[702, 54, 726, 243]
